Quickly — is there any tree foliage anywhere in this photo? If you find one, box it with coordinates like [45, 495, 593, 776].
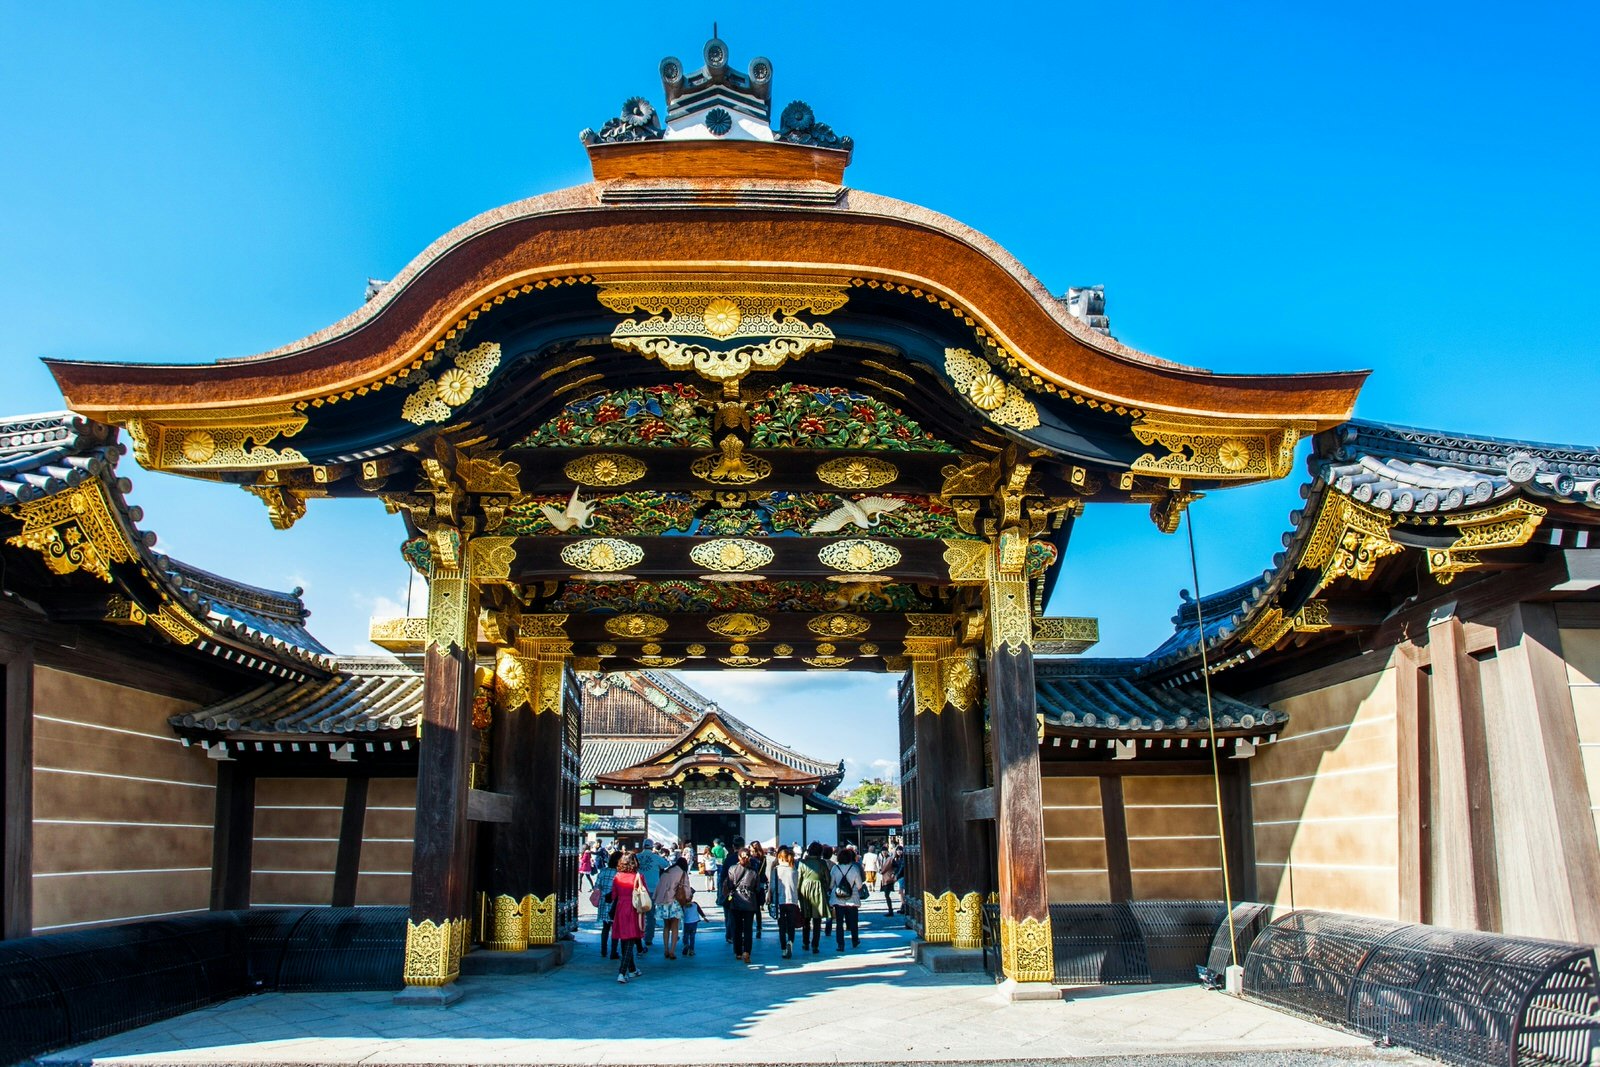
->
[841, 776, 900, 811]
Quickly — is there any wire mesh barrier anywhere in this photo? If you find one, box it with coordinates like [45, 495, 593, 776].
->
[0, 906, 408, 1064]
[979, 900, 1235, 985]
[1243, 909, 1600, 1067]
[1206, 902, 1276, 976]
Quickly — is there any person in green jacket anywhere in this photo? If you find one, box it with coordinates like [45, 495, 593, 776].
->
[796, 841, 831, 954]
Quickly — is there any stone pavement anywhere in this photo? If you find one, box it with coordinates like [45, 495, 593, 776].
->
[43, 894, 1422, 1066]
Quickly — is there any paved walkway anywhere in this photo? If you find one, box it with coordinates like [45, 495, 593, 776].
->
[45, 894, 1419, 1066]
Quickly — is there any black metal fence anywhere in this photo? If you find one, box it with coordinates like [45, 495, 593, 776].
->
[1243, 909, 1600, 1067]
[0, 906, 406, 1065]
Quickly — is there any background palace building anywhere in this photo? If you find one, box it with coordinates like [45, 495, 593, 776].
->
[1, 35, 1598, 1009]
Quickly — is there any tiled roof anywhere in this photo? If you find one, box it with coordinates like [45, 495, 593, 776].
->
[1035, 660, 1282, 736]
[173, 657, 419, 733]
[583, 739, 673, 780]
[0, 412, 118, 505]
[164, 557, 333, 659]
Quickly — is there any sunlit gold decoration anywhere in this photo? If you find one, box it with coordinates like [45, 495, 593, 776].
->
[943, 651, 979, 712]
[494, 648, 531, 713]
[859, 641, 880, 657]
[772, 643, 794, 657]
[485, 895, 526, 952]
[1144, 489, 1203, 535]
[999, 915, 1054, 983]
[720, 655, 771, 667]
[912, 660, 944, 716]
[426, 566, 476, 655]
[729, 642, 750, 656]
[1032, 617, 1100, 655]
[605, 613, 669, 638]
[642, 642, 663, 656]
[596, 643, 618, 656]
[370, 616, 427, 651]
[401, 342, 502, 425]
[564, 453, 647, 487]
[524, 893, 557, 946]
[815, 643, 837, 656]
[906, 613, 957, 639]
[1292, 599, 1331, 632]
[469, 536, 518, 582]
[1301, 496, 1403, 593]
[817, 539, 901, 573]
[1239, 606, 1292, 653]
[707, 613, 770, 638]
[689, 538, 773, 572]
[923, 891, 955, 943]
[944, 348, 1039, 430]
[5, 482, 135, 582]
[802, 654, 854, 668]
[1427, 498, 1547, 582]
[244, 485, 310, 530]
[807, 613, 870, 638]
[104, 593, 147, 626]
[1131, 413, 1302, 483]
[691, 435, 771, 485]
[150, 601, 205, 646]
[815, 456, 899, 490]
[404, 917, 465, 987]
[598, 277, 851, 394]
[534, 660, 566, 716]
[986, 577, 1032, 656]
[687, 643, 707, 656]
[107, 402, 308, 473]
[942, 539, 991, 585]
[560, 538, 643, 573]
[952, 892, 984, 950]
[636, 655, 687, 667]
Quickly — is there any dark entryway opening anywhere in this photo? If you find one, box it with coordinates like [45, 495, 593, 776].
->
[686, 812, 740, 851]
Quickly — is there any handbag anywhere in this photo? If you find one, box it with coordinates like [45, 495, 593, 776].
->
[589, 885, 602, 908]
[632, 876, 654, 914]
[674, 875, 693, 906]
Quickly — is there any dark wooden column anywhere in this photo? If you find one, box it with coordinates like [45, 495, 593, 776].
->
[896, 675, 922, 928]
[331, 776, 369, 908]
[914, 648, 990, 949]
[209, 761, 255, 911]
[1099, 776, 1132, 903]
[1427, 613, 1500, 931]
[1220, 762, 1257, 904]
[986, 575, 1053, 985]
[403, 563, 477, 990]
[523, 656, 572, 945]
[1, 645, 34, 939]
[483, 645, 536, 951]
[1394, 641, 1431, 923]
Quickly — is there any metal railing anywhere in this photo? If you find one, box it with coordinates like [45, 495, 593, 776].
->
[979, 900, 1237, 985]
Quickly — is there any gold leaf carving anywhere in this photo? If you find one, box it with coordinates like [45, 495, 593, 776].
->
[815, 456, 899, 490]
[564, 453, 647, 487]
[952, 892, 984, 950]
[469, 537, 518, 582]
[707, 613, 770, 638]
[1130, 413, 1302, 483]
[560, 538, 643, 573]
[426, 568, 476, 655]
[605, 613, 669, 638]
[807, 613, 870, 638]
[688, 538, 774, 572]
[108, 403, 309, 473]
[524, 893, 558, 946]
[817, 539, 901, 573]
[999, 915, 1054, 983]
[1031, 617, 1099, 654]
[402, 342, 501, 425]
[484, 894, 526, 952]
[942, 539, 991, 584]
[690, 435, 771, 485]
[403, 917, 465, 987]
[987, 578, 1032, 656]
[944, 349, 1039, 430]
[5, 482, 136, 583]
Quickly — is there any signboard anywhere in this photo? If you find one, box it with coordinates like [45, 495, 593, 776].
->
[590, 815, 645, 832]
[682, 786, 741, 812]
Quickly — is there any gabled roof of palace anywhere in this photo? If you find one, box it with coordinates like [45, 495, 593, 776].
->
[595, 708, 828, 791]
[1125, 417, 1600, 687]
[0, 411, 333, 679]
[1035, 659, 1282, 743]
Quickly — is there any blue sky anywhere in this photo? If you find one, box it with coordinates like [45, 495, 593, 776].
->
[2, 3, 1596, 787]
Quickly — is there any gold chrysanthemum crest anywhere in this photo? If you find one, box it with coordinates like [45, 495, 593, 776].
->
[817, 539, 901, 573]
[815, 455, 899, 490]
[559, 538, 643, 573]
[688, 538, 773, 572]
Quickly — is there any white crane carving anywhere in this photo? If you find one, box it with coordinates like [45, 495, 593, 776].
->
[539, 486, 598, 532]
[807, 496, 906, 534]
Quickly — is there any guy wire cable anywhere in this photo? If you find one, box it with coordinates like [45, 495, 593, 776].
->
[1185, 506, 1239, 971]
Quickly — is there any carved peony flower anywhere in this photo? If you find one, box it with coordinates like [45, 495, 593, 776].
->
[970, 374, 1008, 411]
[181, 430, 216, 463]
[702, 297, 742, 338]
[436, 367, 476, 406]
[1217, 439, 1251, 472]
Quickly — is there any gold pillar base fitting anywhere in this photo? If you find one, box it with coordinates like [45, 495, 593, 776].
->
[524, 893, 558, 946]
[999, 915, 1054, 983]
[483, 894, 527, 952]
[403, 917, 467, 987]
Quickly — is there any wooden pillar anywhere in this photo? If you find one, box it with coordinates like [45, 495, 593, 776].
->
[896, 675, 921, 928]
[1490, 603, 1600, 941]
[1, 646, 33, 939]
[1220, 762, 1257, 904]
[911, 640, 989, 949]
[402, 557, 477, 990]
[209, 761, 255, 911]
[1394, 641, 1431, 923]
[986, 572, 1053, 985]
[1099, 776, 1132, 903]
[331, 776, 368, 908]
[524, 657, 573, 945]
[1427, 613, 1500, 931]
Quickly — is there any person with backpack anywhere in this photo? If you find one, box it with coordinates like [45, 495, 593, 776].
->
[723, 846, 766, 963]
[770, 846, 802, 959]
[596, 849, 621, 959]
[653, 855, 691, 960]
[796, 842, 830, 954]
[830, 845, 866, 950]
[718, 835, 745, 944]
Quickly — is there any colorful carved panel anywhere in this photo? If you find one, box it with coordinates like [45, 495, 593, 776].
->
[550, 578, 934, 614]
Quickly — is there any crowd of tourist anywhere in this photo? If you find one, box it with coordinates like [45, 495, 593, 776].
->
[579, 837, 907, 983]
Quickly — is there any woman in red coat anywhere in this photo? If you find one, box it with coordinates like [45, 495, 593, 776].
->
[610, 851, 645, 983]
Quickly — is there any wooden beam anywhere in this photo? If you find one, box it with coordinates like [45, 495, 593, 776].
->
[209, 761, 254, 912]
[1099, 776, 1132, 903]
[1394, 641, 1430, 924]
[1, 646, 34, 938]
[331, 776, 369, 908]
[1426, 613, 1500, 930]
[961, 787, 996, 822]
[1491, 603, 1600, 941]
[467, 788, 514, 824]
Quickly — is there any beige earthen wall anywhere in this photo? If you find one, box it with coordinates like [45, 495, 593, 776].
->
[249, 776, 416, 906]
[1252, 669, 1400, 917]
[31, 666, 213, 932]
[1125, 775, 1224, 899]
[1041, 776, 1108, 902]
[1559, 629, 1600, 859]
